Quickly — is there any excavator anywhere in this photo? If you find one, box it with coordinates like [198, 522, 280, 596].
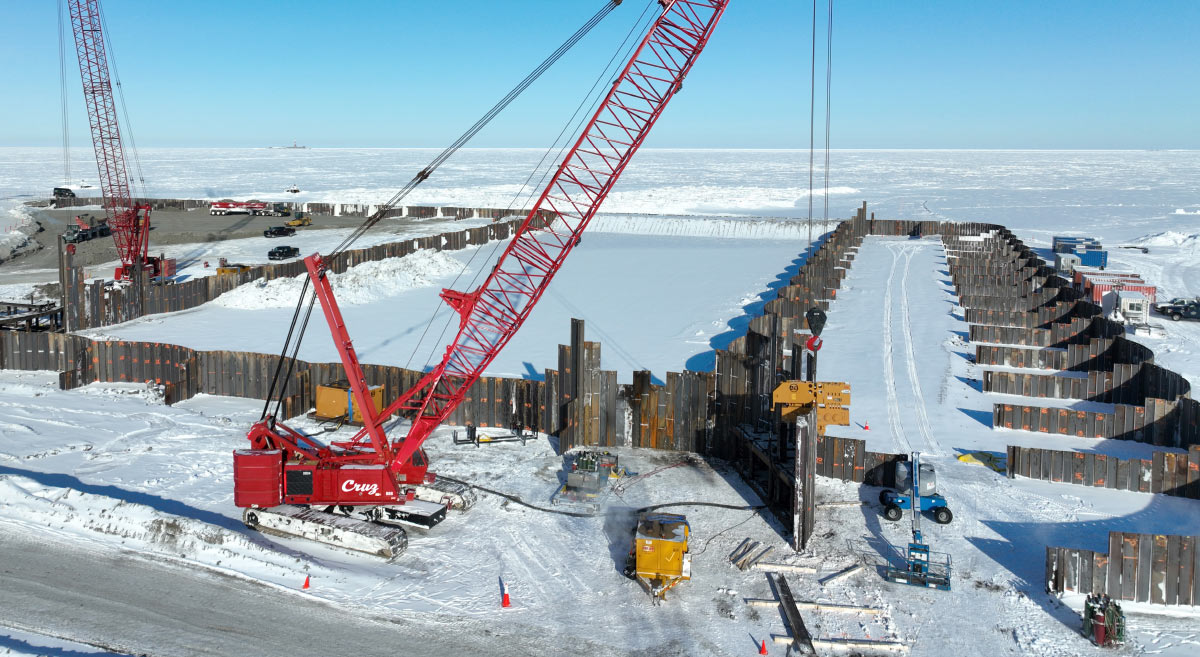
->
[232, 0, 731, 558]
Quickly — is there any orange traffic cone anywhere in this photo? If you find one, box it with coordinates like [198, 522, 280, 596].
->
[501, 578, 511, 608]
[864, 421, 870, 431]
[302, 575, 310, 590]
[759, 638, 768, 655]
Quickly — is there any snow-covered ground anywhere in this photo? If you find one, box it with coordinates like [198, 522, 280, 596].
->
[80, 227, 818, 378]
[4, 149, 1200, 654]
[8, 148, 1200, 382]
[0, 626, 117, 657]
[5, 237, 1200, 656]
[0, 371, 795, 656]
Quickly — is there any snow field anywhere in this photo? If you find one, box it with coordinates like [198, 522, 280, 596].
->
[0, 371, 808, 656]
[81, 229, 811, 378]
[815, 236, 1200, 656]
[0, 204, 36, 262]
[213, 249, 466, 309]
[4, 150, 1200, 654]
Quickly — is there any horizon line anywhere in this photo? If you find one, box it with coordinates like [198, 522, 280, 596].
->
[3, 145, 1199, 152]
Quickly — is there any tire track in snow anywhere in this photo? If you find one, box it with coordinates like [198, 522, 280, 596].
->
[897, 243, 945, 456]
[881, 243, 914, 454]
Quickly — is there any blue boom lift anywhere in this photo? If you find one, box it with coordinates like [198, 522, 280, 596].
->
[881, 453, 952, 590]
[880, 453, 953, 524]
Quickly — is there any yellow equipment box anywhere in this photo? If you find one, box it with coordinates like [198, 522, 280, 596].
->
[216, 264, 251, 276]
[314, 380, 384, 423]
[630, 512, 691, 600]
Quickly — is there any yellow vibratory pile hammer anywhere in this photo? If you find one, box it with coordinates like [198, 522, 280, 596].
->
[772, 380, 851, 433]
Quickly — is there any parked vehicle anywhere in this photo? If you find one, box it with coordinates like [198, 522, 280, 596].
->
[52, 187, 76, 199]
[263, 226, 296, 238]
[210, 200, 289, 216]
[63, 217, 112, 243]
[284, 212, 311, 228]
[252, 202, 291, 217]
[268, 245, 300, 260]
[211, 200, 259, 216]
[1155, 300, 1200, 321]
[1155, 297, 1199, 312]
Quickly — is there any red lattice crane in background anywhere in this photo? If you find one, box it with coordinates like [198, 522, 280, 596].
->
[236, 0, 730, 556]
[68, 0, 164, 280]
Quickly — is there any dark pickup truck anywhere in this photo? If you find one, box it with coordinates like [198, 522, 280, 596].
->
[263, 226, 296, 238]
[1156, 300, 1200, 321]
[268, 245, 300, 261]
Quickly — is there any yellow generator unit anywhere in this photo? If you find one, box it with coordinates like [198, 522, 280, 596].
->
[314, 380, 384, 424]
[624, 512, 691, 600]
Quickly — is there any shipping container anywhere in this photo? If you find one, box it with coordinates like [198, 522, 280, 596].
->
[1055, 252, 1081, 275]
[1086, 281, 1157, 305]
[1074, 268, 1143, 287]
[1075, 248, 1109, 268]
[1053, 236, 1102, 253]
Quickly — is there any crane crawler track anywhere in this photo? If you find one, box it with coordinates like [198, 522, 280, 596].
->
[243, 505, 408, 560]
[413, 477, 479, 512]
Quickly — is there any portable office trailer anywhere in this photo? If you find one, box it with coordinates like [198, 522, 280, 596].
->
[1055, 252, 1081, 275]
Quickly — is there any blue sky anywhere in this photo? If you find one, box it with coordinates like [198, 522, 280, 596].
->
[2, 0, 1197, 148]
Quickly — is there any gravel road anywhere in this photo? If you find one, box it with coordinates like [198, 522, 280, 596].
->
[0, 526, 627, 657]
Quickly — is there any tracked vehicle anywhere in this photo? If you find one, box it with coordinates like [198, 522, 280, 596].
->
[231, 0, 731, 558]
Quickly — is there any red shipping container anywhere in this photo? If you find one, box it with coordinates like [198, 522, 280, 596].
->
[1086, 281, 1157, 304]
[1074, 268, 1143, 286]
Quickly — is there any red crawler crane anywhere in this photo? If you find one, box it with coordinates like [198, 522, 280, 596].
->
[67, 0, 164, 280]
[234, 0, 730, 558]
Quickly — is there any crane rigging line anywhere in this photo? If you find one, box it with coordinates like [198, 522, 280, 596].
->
[822, 0, 833, 223]
[97, 1, 147, 201]
[405, 0, 659, 373]
[325, 0, 623, 262]
[57, 0, 72, 187]
[806, 0, 817, 231]
[260, 1, 624, 420]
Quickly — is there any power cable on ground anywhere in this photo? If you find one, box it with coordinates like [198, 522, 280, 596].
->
[437, 474, 765, 521]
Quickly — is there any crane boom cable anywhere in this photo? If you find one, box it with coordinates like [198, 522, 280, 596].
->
[391, 0, 731, 470]
[57, 0, 72, 186]
[503, 0, 658, 225]
[97, 1, 147, 201]
[69, 0, 135, 257]
[264, 1, 623, 412]
[407, 0, 659, 372]
[325, 0, 623, 262]
[807, 0, 816, 228]
[270, 289, 319, 422]
[822, 0, 833, 223]
[260, 276, 313, 420]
